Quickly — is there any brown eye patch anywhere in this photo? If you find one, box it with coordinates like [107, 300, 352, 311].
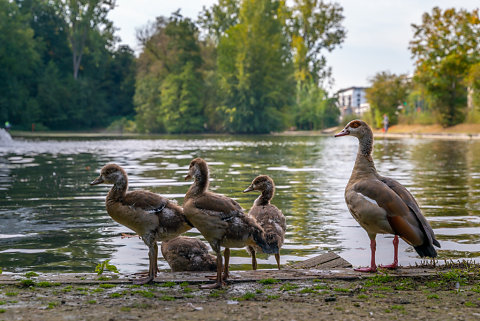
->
[350, 121, 361, 128]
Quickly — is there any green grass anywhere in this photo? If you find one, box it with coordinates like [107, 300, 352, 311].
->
[62, 286, 73, 293]
[267, 294, 280, 300]
[87, 300, 96, 304]
[109, 293, 122, 298]
[120, 307, 131, 312]
[159, 281, 176, 288]
[237, 292, 256, 301]
[280, 283, 299, 291]
[333, 287, 350, 293]
[258, 278, 279, 285]
[36, 281, 54, 287]
[46, 302, 58, 309]
[364, 274, 393, 287]
[5, 292, 18, 297]
[24, 272, 39, 278]
[19, 279, 35, 287]
[99, 284, 116, 289]
[133, 290, 155, 298]
[357, 294, 368, 299]
[159, 295, 175, 301]
[91, 288, 105, 293]
[0, 308, 5, 313]
[299, 287, 317, 294]
[0, 301, 5, 305]
[465, 301, 476, 307]
[427, 294, 439, 299]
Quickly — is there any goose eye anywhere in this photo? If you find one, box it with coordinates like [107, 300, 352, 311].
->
[350, 121, 360, 128]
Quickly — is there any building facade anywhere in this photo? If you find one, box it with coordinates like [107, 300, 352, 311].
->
[336, 87, 369, 119]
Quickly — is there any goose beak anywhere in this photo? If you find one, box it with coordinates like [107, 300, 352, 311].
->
[90, 176, 104, 185]
[334, 128, 350, 137]
[243, 185, 254, 193]
[185, 174, 192, 181]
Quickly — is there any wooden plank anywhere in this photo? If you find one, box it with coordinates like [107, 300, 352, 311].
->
[290, 252, 352, 269]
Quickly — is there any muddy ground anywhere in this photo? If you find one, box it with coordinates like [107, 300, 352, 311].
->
[1, 267, 480, 321]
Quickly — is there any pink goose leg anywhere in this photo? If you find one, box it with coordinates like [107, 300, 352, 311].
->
[355, 239, 377, 272]
[379, 235, 399, 269]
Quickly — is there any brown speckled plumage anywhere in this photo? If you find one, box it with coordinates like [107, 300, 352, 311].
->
[90, 164, 192, 284]
[183, 158, 275, 288]
[244, 175, 286, 270]
[161, 236, 216, 272]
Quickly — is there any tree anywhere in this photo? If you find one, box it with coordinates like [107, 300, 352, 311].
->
[365, 71, 411, 128]
[293, 81, 339, 130]
[53, 0, 116, 79]
[0, 0, 39, 127]
[410, 7, 480, 126]
[216, 0, 295, 133]
[290, 0, 346, 86]
[135, 13, 205, 133]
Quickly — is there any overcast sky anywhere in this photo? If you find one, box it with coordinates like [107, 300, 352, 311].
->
[108, 0, 479, 94]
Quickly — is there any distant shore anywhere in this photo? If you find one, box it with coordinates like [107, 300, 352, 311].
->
[8, 123, 480, 140]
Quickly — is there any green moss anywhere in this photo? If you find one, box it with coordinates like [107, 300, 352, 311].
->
[299, 287, 317, 294]
[133, 290, 155, 298]
[267, 294, 280, 300]
[92, 288, 105, 293]
[258, 278, 279, 285]
[19, 279, 35, 287]
[427, 294, 439, 299]
[333, 288, 350, 293]
[357, 294, 368, 299]
[109, 293, 122, 298]
[24, 272, 39, 278]
[159, 281, 176, 288]
[0, 301, 5, 305]
[120, 306, 131, 312]
[99, 284, 116, 289]
[0, 308, 5, 313]
[364, 274, 393, 287]
[5, 292, 18, 297]
[87, 300, 96, 304]
[46, 302, 58, 309]
[280, 283, 299, 291]
[465, 301, 476, 307]
[159, 295, 175, 301]
[36, 281, 53, 287]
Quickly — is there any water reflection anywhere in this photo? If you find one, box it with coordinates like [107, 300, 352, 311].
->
[0, 135, 479, 273]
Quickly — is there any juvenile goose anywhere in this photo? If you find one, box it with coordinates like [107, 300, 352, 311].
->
[335, 120, 440, 272]
[183, 158, 277, 288]
[243, 175, 286, 270]
[161, 236, 217, 272]
[90, 164, 192, 284]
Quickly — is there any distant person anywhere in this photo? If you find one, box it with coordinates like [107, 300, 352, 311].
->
[4, 121, 11, 132]
[383, 114, 389, 133]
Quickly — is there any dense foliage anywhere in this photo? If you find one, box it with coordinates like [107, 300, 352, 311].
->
[1, 0, 345, 133]
[0, 0, 135, 131]
[365, 72, 411, 128]
[409, 7, 480, 127]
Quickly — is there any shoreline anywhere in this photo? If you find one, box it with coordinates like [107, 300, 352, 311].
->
[7, 123, 480, 140]
[0, 265, 479, 320]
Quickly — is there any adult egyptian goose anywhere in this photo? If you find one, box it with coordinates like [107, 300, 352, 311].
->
[243, 175, 286, 270]
[335, 120, 440, 272]
[161, 236, 216, 272]
[183, 158, 277, 288]
[90, 164, 192, 284]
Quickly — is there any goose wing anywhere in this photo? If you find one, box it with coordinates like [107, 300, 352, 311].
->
[352, 179, 426, 246]
[123, 190, 170, 213]
[378, 176, 440, 247]
[193, 191, 245, 220]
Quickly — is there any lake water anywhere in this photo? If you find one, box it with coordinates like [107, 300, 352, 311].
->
[1, 133, 479, 274]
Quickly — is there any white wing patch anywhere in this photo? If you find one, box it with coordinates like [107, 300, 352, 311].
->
[358, 192, 379, 206]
